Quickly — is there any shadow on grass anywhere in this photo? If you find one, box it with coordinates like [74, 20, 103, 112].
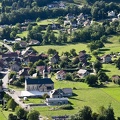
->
[69, 97, 84, 102]
[101, 69, 111, 72]
[99, 48, 110, 52]
[72, 93, 78, 97]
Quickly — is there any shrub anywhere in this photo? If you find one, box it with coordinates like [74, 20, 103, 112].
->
[59, 105, 74, 110]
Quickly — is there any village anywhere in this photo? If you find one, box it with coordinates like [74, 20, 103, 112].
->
[0, 0, 120, 119]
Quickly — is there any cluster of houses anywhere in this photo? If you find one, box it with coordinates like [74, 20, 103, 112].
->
[64, 13, 92, 29]
[1, 45, 120, 106]
[4, 38, 40, 47]
[108, 11, 120, 22]
[47, 1, 66, 9]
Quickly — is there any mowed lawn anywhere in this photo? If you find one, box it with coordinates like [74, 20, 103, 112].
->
[37, 19, 58, 25]
[17, 31, 28, 38]
[33, 81, 120, 118]
[33, 43, 89, 55]
[0, 106, 15, 120]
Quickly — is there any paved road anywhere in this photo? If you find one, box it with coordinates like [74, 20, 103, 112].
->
[2, 72, 9, 89]
[0, 41, 13, 52]
[2, 71, 31, 110]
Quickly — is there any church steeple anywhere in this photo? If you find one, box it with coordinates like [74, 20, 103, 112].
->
[43, 65, 48, 78]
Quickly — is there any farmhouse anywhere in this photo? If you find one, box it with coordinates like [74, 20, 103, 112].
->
[101, 54, 112, 63]
[45, 98, 68, 106]
[56, 70, 66, 80]
[50, 88, 72, 98]
[77, 69, 89, 78]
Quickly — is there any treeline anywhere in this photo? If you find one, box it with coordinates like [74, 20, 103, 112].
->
[1, 1, 120, 24]
[1, 0, 58, 8]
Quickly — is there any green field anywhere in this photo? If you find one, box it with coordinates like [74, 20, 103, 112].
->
[0, 106, 15, 120]
[37, 19, 58, 25]
[33, 43, 89, 55]
[33, 80, 120, 118]
[17, 31, 28, 38]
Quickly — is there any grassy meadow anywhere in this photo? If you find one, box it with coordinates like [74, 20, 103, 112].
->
[33, 80, 120, 118]
[33, 43, 89, 55]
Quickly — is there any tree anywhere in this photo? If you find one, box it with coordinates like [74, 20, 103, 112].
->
[33, 60, 45, 67]
[98, 70, 109, 82]
[116, 58, 120, 69]
[47, 48, 57, 55]
[7, 98, 17, 111]
[27, 110, 40, 120]
[15, 106, 27, 119]
[36, 17, 41, 22]
[13, 42, 20, 50]
[70, 49, 77, 57]
[8, 113, 17, 120]
[8, 71, 17, 79]
[78, 106, 93, 120]
[85, 75, 98, 86]
[69, 106, 93, 120]
[94, 60, 102, 73]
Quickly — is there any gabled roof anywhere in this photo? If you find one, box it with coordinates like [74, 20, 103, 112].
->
[62, 88, 72, 94]
[50, 89, 64, 95]
[2, 52, 18, 58]
[26, 77, 54, 85]
[78, 69, 87, 74]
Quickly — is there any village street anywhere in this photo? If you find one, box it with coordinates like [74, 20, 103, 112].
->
[2, 71, 31, 111]
[0, 41, 13, 52]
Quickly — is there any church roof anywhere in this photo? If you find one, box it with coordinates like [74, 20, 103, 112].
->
[26, 77, 54, 85]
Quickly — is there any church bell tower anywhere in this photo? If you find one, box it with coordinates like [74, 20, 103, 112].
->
[43, 65, 48, 78]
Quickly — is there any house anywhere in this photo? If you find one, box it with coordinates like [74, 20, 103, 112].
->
[15, 38, 21, 42]
[70, 20, 78, 28]
[45, 98, 68, 106]
[28, 40, 40, 46]
[25, 67, 54, 92]
[49, 23, 61, 30]
[77, 69, 89, 78]
[19, 68, 29, 78]
[66, 13, 74, 20]
[24, 55, 40, 64]
[36, 66, 51, 74]
[59, 2, 66, 8]
[50, 53, 60, 64]
[2, 52, 18, 59]
[83, 19, 91, 27]
[50, 88, 72, 98]
[77, 13, 85, 21]
[79, 50, 87, 64]
[56, 70, 66, 80]
[19, 41, 27, 48]
[25, 77, 54, 92]
[108, 11, 115, 17]
[101, 54, 112, 63]
[64, 20, 71, 26]
[21, 47, 35, 56]
[10, 62, 21, 72]
[52, 116, 69, 120]
[111, 75, 120, 83]
[21, 26, 27, 31]
[62, 88, 72, 97]
[50, 89, 64, 98]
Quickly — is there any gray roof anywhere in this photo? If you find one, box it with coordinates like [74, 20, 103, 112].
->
[26, 77, 54, 85]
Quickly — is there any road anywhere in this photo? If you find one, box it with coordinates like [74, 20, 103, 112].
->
[0, 41, 13, 52]
[2, 71, 31, 110]
[2, 72, 9, 89]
